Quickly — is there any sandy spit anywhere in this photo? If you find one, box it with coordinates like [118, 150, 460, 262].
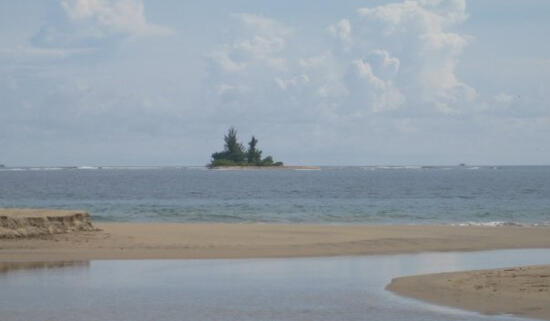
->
[1, 223, 549, 262]
[387, 265, 550, 320]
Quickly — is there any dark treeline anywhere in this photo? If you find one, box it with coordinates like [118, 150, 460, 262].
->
[210, 127, 283, 167]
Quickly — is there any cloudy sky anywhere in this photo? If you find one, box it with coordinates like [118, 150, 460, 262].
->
[1, 0, 549, 166]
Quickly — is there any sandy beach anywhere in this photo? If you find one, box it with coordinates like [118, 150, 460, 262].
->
[388, 265, 550, 320]
[1, 222, 549, 261]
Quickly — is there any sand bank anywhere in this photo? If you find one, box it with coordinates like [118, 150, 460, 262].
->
[387, 265, 550, 320]
[211, 165, 321, 170]
[1, 222, 549, 262]
[0, 209, 96, 238]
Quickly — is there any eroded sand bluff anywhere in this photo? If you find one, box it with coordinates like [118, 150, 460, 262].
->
[0, 209, 96, 238]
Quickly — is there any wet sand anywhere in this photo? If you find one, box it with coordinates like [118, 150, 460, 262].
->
[1, 223, 549, 262]
[387, 265, 550, 320]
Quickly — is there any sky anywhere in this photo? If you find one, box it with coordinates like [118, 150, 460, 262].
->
[1, 0, 549, 166]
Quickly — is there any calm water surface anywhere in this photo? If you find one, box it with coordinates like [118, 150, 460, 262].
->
[1, 249, 549, 321]
[1, 166, 549, 225]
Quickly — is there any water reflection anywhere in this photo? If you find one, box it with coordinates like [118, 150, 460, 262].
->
[0, 250, 548, 321]
[0, 261, 89, 275]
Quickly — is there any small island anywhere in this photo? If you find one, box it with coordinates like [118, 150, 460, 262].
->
[209, 127, 284, 168]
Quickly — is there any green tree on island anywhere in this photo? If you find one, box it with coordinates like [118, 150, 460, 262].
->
[247, 136, 262, 164]
[210, 127, 283, 167]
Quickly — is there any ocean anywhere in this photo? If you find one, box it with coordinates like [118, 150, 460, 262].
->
[0, 166, 549, 225]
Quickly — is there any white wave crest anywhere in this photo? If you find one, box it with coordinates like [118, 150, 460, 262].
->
[454, 221, 526, 227]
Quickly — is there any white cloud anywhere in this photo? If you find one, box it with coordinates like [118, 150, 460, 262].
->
[354, 0, 475, 113]
[316, 82, 349, 99]
[0, 46, 92, 58]
[209, 14, 290, 73]
[299, 54, 329, 68]
[328, 19, 352, 43]
[494, 92, 516, 104]
[419, 0, 468, 24]
[234, 36, 285, 57]
[352, 59, 386, 89]
[60, 0, 173, 37]
[296, 53, 349, 99]
[209, 47, 246, 72]
[351, 59, 405, 112]
[235, 13, 292, 37]
[274, 75, 309, 91]
[217, 83, 250, 102]
[205, 1, 480, 119]
[357, 0, 467, 34]
[366, 49, 400, 78]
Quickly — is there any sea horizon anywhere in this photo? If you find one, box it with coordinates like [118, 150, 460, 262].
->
[3, 164, 550, 169]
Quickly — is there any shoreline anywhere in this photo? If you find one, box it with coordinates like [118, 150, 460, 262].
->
[387, 265, 550, 320]
[210, 165, 321, 170]
[1, 222, 549, 262]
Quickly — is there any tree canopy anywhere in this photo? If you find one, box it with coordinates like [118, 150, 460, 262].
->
[210, 128, 283, 167]
[247, 136, 262, 164]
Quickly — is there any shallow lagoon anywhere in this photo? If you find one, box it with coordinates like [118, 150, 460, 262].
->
[1, 249, 549, 321]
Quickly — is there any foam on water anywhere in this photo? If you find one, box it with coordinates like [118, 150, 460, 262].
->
[454, 221, 526, 227]
[454, 221, 550, 227]
[77, 166, 100, 170]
